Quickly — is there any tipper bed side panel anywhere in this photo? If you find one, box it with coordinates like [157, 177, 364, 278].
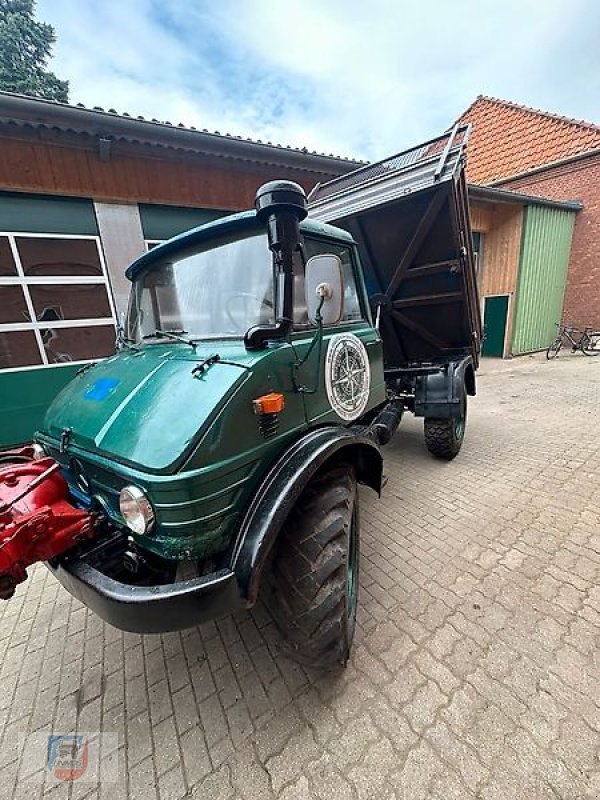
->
[308, 126, 482, 369]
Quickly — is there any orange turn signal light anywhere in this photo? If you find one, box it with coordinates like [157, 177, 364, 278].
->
[253, 392, 285, 415]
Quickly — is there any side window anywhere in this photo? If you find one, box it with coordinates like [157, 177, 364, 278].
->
[295, 237, 363, 327]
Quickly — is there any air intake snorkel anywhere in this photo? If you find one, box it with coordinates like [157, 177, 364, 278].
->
[244, 181, 308, 351]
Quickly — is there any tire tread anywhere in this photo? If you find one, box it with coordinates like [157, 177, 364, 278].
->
[267, 465, 357, 668]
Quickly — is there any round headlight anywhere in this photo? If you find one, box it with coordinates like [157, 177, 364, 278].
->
[119, 485, 155, 535]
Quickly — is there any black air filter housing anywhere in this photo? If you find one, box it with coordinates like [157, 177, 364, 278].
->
[255, 181, 308, 223]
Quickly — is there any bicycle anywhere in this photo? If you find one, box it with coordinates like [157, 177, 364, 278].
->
[546, 323, 600, 359]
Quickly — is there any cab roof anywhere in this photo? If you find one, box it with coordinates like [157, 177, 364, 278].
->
[126, 209, 355, 280]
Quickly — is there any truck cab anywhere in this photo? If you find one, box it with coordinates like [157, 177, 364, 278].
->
[0, 127, 480, 669]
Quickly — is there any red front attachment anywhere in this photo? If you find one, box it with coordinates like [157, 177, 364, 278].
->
[0, 447, 97, 600]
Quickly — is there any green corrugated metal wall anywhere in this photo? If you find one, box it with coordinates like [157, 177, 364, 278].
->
[0, 192, 99, 235]
[510, 205, 576, 355]
[0, 365, 81, 447]
[139, 204, 228, 240]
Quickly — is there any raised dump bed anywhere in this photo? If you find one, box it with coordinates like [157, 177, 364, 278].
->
[308, 124, 482, 370]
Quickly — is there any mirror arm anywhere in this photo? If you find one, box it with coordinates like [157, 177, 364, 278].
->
[294, 295, 324, 370]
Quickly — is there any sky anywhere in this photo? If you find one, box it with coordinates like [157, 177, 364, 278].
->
[37, 0, 600, 163]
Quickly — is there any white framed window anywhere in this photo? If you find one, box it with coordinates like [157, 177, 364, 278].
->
[0, 233, 117, 373]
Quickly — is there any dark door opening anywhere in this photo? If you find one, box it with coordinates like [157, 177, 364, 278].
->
[482, 295, 509, 357]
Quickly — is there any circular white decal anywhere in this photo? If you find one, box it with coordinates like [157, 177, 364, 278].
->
[325, 333, 371, 421]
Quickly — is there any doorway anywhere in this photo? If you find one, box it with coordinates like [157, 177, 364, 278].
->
[482, 295, 509, 357]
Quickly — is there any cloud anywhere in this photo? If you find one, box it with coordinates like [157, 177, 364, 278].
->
[37, 0, 600, 162]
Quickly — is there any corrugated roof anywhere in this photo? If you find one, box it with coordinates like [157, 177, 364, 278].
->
[0, 90, 364, 174]
[456, 95, 600, 184]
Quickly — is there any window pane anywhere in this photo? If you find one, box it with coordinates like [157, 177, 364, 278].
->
[29, 284, 112, 321]
[339, 250, 362, 322]
[0, 237, 17, 276]
[43, 325, 115, 364]
[129, 233, 273, 339]
[0, 285, 30, 324]
[16, 238, 103, 277]
[292, 250, 309, 326]
[0, 330, 42, 368]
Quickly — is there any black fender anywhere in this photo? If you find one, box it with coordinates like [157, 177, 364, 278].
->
[231, 426, 382, 607]
[414, 356, 476, 419]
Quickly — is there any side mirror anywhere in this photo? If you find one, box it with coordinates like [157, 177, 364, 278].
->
[305, 254, 344, 325]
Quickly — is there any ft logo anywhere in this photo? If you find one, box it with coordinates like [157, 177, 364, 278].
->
[47, 735, 89, 781]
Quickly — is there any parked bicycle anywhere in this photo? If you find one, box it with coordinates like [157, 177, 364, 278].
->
[546, 323, 600, 359]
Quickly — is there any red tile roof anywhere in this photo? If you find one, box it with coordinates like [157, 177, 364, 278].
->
[456, 96, 600, 184]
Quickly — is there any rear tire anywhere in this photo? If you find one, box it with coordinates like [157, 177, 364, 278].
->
[424, 389, 467, 461]
[582, 332, 600, 356]
[268, 465, 359, 669]
[546, 338, 562, 359]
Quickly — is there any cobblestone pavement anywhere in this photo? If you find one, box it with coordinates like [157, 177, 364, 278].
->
[1, 353, 599, 799]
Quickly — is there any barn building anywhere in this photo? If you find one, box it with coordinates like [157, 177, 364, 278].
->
[457, 96, 599, 356]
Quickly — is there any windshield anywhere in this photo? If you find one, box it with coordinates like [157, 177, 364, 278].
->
[127, 232, 274, 341]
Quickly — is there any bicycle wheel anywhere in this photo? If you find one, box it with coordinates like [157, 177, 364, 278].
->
[582, 332, 600, 356]
[546, 337, 562, 359]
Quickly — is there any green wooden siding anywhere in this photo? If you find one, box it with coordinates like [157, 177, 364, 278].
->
[510, 205, 576, 355]
[0, 365, 81, 447]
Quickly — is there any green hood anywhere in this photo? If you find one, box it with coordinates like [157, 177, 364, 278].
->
[42, 344, 249, 472]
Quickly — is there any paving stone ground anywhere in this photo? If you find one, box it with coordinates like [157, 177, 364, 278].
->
[1, 352, 599, 799]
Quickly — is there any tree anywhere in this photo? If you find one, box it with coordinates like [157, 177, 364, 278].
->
[0, 0, 68, 101]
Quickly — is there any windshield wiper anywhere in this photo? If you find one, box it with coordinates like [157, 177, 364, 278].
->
[121, 338, 141, 352]
[115, 319, 141, 352]
[142, 329, 197, 348]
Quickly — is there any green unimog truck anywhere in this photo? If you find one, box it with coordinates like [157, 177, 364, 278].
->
[0, 126, 481, 668]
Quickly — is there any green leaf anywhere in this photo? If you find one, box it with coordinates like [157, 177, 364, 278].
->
[0, 0, 69, 101]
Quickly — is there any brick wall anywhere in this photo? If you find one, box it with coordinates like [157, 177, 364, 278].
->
[497, 152, 600, 328]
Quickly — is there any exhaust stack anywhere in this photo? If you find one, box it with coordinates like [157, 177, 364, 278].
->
[244, 180, 308, 350]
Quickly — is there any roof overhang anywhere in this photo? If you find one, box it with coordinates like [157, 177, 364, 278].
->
[468, 184, 582, 212]
[0, 91, 362, 175]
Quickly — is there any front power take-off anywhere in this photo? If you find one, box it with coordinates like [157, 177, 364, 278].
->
[0, 448, 97, 599]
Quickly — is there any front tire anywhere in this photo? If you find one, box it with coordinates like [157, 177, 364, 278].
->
[424, 389, 467, 461]
[546, 338, 562, 359]
[268, 465, 359, 669]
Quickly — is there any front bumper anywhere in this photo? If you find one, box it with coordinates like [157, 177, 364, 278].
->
[46, 559, 242, 634]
